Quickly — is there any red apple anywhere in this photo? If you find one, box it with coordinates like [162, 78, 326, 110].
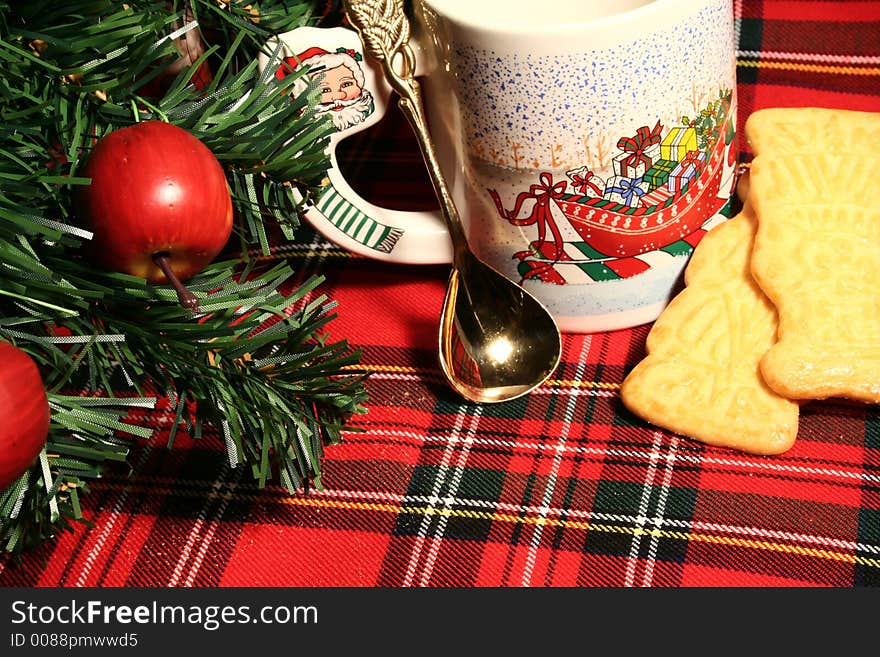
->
[77, 121, 233, 308]
[0, 342, 50, 491]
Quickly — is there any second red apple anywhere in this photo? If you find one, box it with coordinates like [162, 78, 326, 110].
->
[77, 121, 233, 292]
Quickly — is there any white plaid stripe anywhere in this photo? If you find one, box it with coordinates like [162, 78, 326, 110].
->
[401, 406, 484, 587]
[313, 482, 880, 558]
[624, 432, 681, 587]
[73, 445, 157, 586]
[522, 336, 593, 585]
[168, 463, 242, 587]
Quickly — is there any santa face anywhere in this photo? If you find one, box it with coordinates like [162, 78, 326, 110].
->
[309, 64, 372, 131]
[313, 88, 374, 131]
[278, 50, 374, 132]
[316, 65, 362, 105]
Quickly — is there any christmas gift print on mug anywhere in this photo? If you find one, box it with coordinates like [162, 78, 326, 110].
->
[258, 0, 738, 334]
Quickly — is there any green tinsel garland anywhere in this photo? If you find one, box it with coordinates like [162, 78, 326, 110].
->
[0, 0, 368, 554]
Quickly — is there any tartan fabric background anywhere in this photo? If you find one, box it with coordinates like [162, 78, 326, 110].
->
[2, 1, 879, 588]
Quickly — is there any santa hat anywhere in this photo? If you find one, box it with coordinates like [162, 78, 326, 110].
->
[275, 46, 365, 88]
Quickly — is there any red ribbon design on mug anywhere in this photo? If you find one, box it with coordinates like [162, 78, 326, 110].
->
[489, 172, 567, 258]
[679, 150, 706, 174]
[616, 119, 663, 172]
[569, 170, 603, 196]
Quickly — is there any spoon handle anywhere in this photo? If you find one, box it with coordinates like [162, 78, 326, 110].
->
[342, 0, 468, 253]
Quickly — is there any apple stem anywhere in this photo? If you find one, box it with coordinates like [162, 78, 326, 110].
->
[152, 252, 200, 312]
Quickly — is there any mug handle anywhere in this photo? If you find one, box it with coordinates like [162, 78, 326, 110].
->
[260, 26, 452, 265]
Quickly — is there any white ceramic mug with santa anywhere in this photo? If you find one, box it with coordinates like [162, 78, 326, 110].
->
[259, 0, 738, 333]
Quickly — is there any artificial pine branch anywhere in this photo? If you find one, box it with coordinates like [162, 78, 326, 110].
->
[0, 0, 370, 553]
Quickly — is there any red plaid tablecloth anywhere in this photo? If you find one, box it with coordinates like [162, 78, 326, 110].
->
[2, 1, 879, 588]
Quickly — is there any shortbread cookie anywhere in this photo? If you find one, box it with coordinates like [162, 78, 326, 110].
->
[621, 207, 799, 455]
[746, 107, 880, 403]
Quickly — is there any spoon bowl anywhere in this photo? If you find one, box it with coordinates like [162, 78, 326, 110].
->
[440, 255, 562, 403]
[344, 0, 562, 403]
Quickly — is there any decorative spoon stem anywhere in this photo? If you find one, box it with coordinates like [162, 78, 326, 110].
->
[343, 0, 562, 403]
[344, 1, 468, 255]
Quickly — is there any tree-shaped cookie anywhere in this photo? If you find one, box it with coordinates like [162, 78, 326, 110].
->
[621, 207, 799, 454]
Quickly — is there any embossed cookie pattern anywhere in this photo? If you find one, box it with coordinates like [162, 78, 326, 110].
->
[747, 108, 880, 403]
[620, 207, 799, 455]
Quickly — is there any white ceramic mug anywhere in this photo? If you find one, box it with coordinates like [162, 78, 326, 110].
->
[259, 0, 738, 333]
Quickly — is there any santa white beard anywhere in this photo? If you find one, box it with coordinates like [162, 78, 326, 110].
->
[314, 91, 373, 131]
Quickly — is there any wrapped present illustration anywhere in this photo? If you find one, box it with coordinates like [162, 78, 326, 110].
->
[667, 150, 709, 193]
[681, 149, 708, 173]
[487, 87, 737, 281]
[642, 159, 678, 190]
[566, 166, 605, 197]
[612, 120, 663, 178]
[603, 175, 650, 207]
[613, 145, 661, 179]
[660, 126, 698, 161]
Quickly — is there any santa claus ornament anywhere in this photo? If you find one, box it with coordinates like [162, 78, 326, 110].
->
[0, 341, 50, 491]
[76, 121, 233, 311]
[274, 45, 375, 132]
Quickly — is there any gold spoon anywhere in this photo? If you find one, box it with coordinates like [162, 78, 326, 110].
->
[343, 0, 562, 403]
